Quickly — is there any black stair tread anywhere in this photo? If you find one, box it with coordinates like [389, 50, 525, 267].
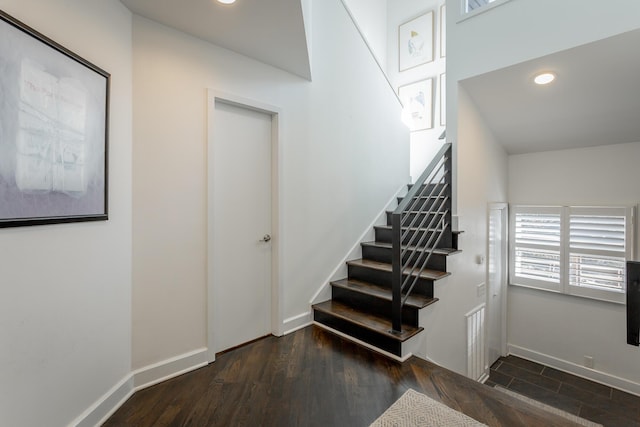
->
[361, 241, 461, 255]
[331, 278, 438, 309]
[347, 259, 450, 281]
[375, 225, 464, 234]
[312, 300, 423, 342]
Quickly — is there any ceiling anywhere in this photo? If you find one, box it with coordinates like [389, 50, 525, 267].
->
[119, 0, 311, 80]
[460, 29, 640, 154]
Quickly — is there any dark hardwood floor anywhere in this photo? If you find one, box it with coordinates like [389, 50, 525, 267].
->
[488, 355, 640, 427]
[104, 326, 585, 426]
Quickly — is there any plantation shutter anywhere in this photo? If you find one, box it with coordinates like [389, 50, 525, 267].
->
[510, 205, 634, 304]
[511, 206, 562, 291]
[568, 207, 631, 298]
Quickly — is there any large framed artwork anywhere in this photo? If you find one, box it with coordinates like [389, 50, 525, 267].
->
[399, 78, 433, 132]
[0, 10, 109, 228]
[398, 11, 434, 72]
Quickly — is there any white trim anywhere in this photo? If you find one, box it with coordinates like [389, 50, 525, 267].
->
[477, 372, 490, 384]
[337, 0, 400, 105]
[309, 184, 407, 305]
[70, 375, 134, 427]
[487, 203, 508, 360]
[132, 348, 209, 391]
[510, 204, 634, 304]
[206, 89, 284, 362]
[313, 322, 413, 362]
[465, 303, 487, 381]
[508, 344, 640, 397]
[71, 348, 209, 427]
[283, 312, 313, 335]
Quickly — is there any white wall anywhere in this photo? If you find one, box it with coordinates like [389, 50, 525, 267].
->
[342, 0, 388, 67]
[446, 0, 640, 179]
[0, 1, 133, 426]
[387, 0, 446, 181]
[447, 0, 640, 390]
[508, 142, 640, 391]
[447, 0, 640, 207]
[132, 0, 409, 369]
[420, 87, 507, 373]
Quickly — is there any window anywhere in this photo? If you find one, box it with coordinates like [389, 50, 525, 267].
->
[512, 206, 561, 292]
[461, 0, 513, 18]
[510, 205, 634, 304]
[465, 0, 496, 13]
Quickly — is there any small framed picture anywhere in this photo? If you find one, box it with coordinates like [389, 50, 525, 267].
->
[398, 11, 434, 72]
[399, 78, 433, 132]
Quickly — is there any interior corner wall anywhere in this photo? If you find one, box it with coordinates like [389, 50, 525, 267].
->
[446, 0, 640, 389]
[342, 0, 388, 67]
[0, 1, 133, 426]
[447, 0, 640, 210]
[507, 142, 640, 391]
[386, 0, 446, 181]
[418, 85, 507, 374]
[131, 0, 408, 370]
[447, 0, 640, 82]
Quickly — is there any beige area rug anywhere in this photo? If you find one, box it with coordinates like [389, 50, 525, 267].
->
[494, 386, 603, 427]
[370, 389, 487, 427]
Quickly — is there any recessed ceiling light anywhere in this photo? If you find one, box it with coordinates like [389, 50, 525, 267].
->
[534, 72, 556, 85]
[217, 0, 236, 4]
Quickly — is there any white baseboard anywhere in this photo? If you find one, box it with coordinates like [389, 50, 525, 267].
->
[508, 344, 640, 397]
[313, 321, 412, 362]
[71, 374, 135, 427]
[283, 312, 312, 335]
[72, 348, 210, 426]
[132, 348, 209, 391]
[72, 319, 323, 427]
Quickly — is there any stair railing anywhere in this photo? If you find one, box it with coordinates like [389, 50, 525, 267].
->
[391, 143, 452, 333]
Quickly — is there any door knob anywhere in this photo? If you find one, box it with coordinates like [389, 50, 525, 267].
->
[259, 234, 272, 243]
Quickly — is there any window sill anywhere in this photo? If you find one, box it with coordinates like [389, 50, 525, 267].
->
[509, 282, 626, 305]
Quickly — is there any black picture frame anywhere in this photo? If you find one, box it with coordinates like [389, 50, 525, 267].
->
[0, 10, 109, 228]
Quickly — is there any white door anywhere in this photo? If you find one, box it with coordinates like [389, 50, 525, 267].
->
[487, 203, 508, 366]
[212, 101, 272, 353]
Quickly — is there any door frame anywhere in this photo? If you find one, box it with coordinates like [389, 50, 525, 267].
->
[206, 89, 283, 363]
[486, 202, 508, 359]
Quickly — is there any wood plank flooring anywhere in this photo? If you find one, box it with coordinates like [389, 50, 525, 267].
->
[104, 327, 585, 426]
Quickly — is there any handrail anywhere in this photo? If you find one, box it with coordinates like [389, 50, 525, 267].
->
[338, 0, 402, 105]
[394, 143, 451, 215]
[391, 143, 452, 333]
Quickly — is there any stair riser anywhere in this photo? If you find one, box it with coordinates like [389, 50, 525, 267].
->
[313, 311, 403, 356]
[347, 264, 434, 297]
[362, 245, 447, 271]
[331, 286, 419, 326]
[375, 227, 453, 249]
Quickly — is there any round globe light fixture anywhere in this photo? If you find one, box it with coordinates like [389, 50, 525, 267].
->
[534, 72, 556, 85]
[217, 0, 236, 4]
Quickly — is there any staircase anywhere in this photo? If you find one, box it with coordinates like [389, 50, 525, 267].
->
[312, 143, 460, 360]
